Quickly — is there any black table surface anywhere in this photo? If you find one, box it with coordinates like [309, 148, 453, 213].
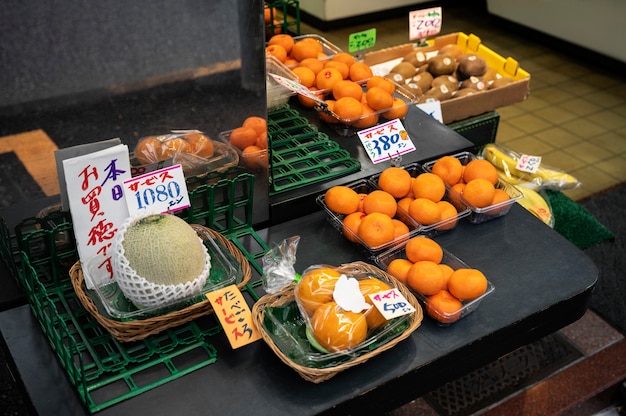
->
[0, 203, 597, 415]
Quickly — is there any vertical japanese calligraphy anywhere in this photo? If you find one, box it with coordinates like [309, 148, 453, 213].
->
[206, 284, 261, 349]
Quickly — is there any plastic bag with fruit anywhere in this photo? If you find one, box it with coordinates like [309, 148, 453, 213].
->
[481, 143, 580, 192]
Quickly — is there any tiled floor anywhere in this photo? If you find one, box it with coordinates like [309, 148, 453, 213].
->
[297, 2, 626, 415]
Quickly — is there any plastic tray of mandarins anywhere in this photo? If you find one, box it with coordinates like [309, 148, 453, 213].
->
[368, 163, 471, 238]
[422, 152, 523, 224]
[316, 179, 424, 257]
[375, 238, 495, 326]
[307, 78, 419, 137]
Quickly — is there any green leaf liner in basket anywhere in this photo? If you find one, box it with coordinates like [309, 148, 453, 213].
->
[70, 225, 252, 343]
[252, 261, 423, 383]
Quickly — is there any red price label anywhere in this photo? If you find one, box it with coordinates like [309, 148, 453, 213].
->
[516, 154, 542, 173]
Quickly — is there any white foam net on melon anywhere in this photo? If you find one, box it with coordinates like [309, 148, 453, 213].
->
[112, 211, 211, 309]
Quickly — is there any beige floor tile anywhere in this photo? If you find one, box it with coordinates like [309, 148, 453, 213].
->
[595, 155, 626, 181]
[562, 186, 592, 201]
[503, 135, 555, 155]
[554, 80, 598, 97]
[558, 97, 603, 116]
[495, 122, 527, 142]
[586, 110, 626, 130]
[563, 141, 614, 164]
[506, 113, 553, 134]
[540, 149, 587, 173]
[534, 127, 583, 148]
[565, 165, 620, 196]
[531, 86, 576, 104]
[561, 118, 607, 139]
[514, 95, 551, 112]
[534, 106, 579, 124]
[496, 105, 525, 120]
[587, 131, 626, 154]
[584, 90, 626, 108]
[537, 68, 572, 85]
[579, 72, 624, 89]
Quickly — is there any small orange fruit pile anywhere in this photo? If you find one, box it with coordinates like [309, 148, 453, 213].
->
[324, 182, 412, 249]
[385, 236, 488, 324]
[430, 156, 510, 210]
[228, 116, 269, 169]
[296, 267, 393, 352]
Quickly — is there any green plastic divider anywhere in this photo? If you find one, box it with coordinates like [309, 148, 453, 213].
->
[0, 172, 270, 413]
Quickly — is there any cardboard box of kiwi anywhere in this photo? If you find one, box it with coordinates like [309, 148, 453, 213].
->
[363, 32, 530, 124]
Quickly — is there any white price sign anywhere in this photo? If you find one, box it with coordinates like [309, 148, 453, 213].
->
[123, 164, 190, 215]
[369, 288, 416, 321]
[357, 119, 415, 164]
[269, 73, 325, 105]
[516, 154, 542, 174]
[409, 7, 443, 41]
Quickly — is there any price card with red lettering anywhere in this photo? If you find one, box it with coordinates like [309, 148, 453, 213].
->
[206, 285, 261, 349]
[368, 288, 416, 321]
[516, 154, 542, 174]
[122, 164, 190, 215]
[409, 7, 442, 41]
[357, 119, 415, 164]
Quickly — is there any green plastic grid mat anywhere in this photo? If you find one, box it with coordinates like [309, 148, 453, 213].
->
[0, 173, 270, 413]
[267, 104, 361, 194]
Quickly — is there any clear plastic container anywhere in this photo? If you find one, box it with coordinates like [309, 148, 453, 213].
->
[422, 152, 523, 224]
[218, 129, 268, 171]
[375, 241, 494, 326]
[82, 225, 243, 320]
[287, 34, 344, 67]
[266, 55, 299, 111]
[316, 179, 423, 256]
[369, 163, 471, 237]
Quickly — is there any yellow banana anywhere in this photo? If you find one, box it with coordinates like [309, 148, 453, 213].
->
[483, 144, 580, 190]
[515, 185, 554, 227]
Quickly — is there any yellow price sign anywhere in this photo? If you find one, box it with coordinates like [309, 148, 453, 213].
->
[206, 284, 261, 349]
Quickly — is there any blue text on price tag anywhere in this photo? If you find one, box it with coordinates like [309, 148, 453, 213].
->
[369, 288, 416, 321]
[409, 7, 442, 41]
[357, 119, 415, 164]
[123, 164, 190, 215]
[348, 28, 376, 53]
[516, 154, 542, 174]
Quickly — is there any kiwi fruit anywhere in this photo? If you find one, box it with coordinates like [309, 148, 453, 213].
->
[385, 72, 406, 84]
[427, 54, 456, 77]
[391, 61, 417, 79]
[489, 76, 515, 89]
[424, 84, 453, 101]
[453, 89, 479, 98]
[456, 54, 487, 80]
[482, 66, 499, 83]
[403, 49, 429, 67]
[417, 95, 440, 104]
[409, 72, 433, 93]
[405, 82, 423, 97]
[416, 63, 430, 75]
[431, 75, 459, 92]
[460, 76, 488, 91]
[438, 44, 464, 60]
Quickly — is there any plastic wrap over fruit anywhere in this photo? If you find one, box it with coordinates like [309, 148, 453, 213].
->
[261, 235, 301, 294]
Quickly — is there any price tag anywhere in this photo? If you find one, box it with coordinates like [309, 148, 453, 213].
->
[409, 7, 442, 41]
[123, 164, 190, 215]
[357, 119, 415, 164]
[348, 28, 376, 53]
[369, 288, 416, 321]
[269, 73, 325, 106]
[516, 154, 542, 174]
[206, 285, 261, 349]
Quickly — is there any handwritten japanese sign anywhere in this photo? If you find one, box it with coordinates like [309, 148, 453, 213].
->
[123, 164, 190, 215]
[357, 119, 415, 164]
[206, 285, 261, 349]
[516, 154, 542, 174]
[369, 288, 416, 321]
[62, 144, 131, 289]
[269, 73, 325, 106]
[348, 28, 376, 53]
[409, 7, 442, 41]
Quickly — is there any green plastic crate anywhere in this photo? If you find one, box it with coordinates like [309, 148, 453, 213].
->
[265, 0, 301, 38]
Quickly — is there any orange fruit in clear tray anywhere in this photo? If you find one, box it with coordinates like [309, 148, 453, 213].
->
[298, 58, 325, 75]
[255, 131, 268, 150]
[185, 133, 214, 158]
[407, 260, 445, 296]
[324, 60, 350, 80]
[463, 159, 499, 185]
[489, 188, 511, 214]
[342, 211, 365, 243]
[298, 87, 324, 109]
[318, 100, 339, 124]
[447, 268, 488, 301]
[349, 61, 374, 82]
[391, 218, 410, 242]
[438, 264, 455, 290]
[378, 167, 412, 199]
[332, 80, 363, 101]
[405, 236, 443, 264]
[362, 190, 397, 217]
[265, 44, 287, 63]
[331, 52, 356, 68]
[291, 39, 322, 61]
[408, 198, 442, 225]
[412, 172, 446, 203]
[397, 196, 414, 213]
[324, 185, 360, 215]
[352, 103, 379, 129]
[229, 126, 258, 151]
[462, 178, 496, 208]
[333, 96, 363, 122]
[382, 97, 409, 120]
[311, 301, 368, 352]
[387, 258, 413, 285]
[135, 136, 166, 164]
[161, 137, 192, 159]
[357, 212, 395, 248]
[431, 155, 464, 186]
[296, 267, 342, 316]
[268, 34, 295, 55]
[365, 87, 394, 111]
[359, 277, 393, 329]
[426, 290, 463, 324]
[316, 67, 344, 90]
[242, 145, 267, 169]
[436, 200, 459, 231]
[243, 116, 267, 136]
[366, 76, 396, 95]
[291, 66, 316, 88]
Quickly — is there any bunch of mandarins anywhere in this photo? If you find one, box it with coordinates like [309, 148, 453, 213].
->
[377, 166, 460, 230]
[296, 266, 393, 352]
[385, 236, 488, 324]
[324, 182, 412, 250]
[430, 155, 510, 210]
[228, 116, 269, 169]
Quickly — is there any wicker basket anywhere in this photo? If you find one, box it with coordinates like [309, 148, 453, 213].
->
[70, 225, 252, 343]
[252, 261, 423, 383]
